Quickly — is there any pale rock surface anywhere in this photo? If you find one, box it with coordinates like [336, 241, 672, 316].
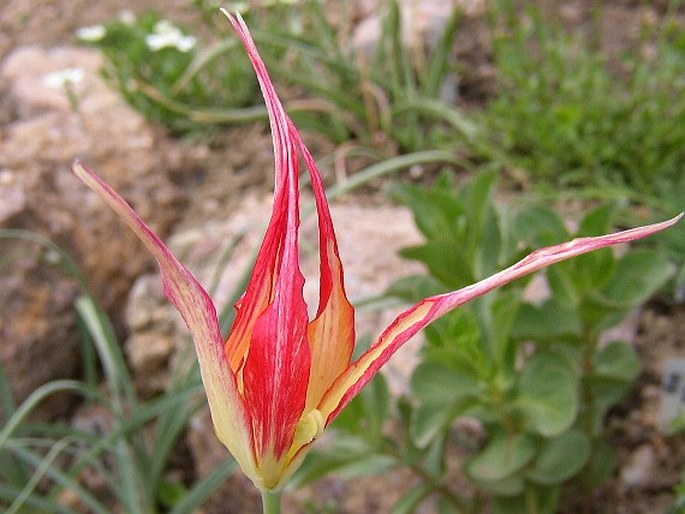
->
[0, 44, 185, 413]
[620, 444, 657, 489]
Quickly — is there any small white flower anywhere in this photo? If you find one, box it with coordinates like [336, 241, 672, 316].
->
[75, 24, 106, 42]
[45, 250, 61, 264]
[42, 67, 85, 89]
[232, 2, 250, 14]
[118, 9, 136, 25]
[145, 20, 196, 53]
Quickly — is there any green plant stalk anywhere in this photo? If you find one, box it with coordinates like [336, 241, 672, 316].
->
[577, 327, 601, 514]
[382, 443, 474, 514]
[5, 437, 72, 514]
[261, 489, 282, 514]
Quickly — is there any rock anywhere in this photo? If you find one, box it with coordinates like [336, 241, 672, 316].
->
[0, 44, 186, 413]
[620, 444, 657, 489]
[0, 254, 81, 420]
[124, 274, 184, 396]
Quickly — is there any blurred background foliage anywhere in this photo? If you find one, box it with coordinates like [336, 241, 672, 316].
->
[2, 0, 684, 512]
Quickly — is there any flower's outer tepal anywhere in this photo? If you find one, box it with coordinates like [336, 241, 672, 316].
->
[72, 11, 683, 491]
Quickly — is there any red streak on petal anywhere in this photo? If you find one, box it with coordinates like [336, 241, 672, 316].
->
[225, 12, 312, 461]
[291, 122, 355, 409]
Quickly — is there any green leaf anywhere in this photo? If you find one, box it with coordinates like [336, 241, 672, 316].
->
[492, 484, 560, 514]
[526, 429, 591, 484]
[577, 203, 617, 236]
[423, 308, 492, 380]
[488, 291, 522, 369]
[410, 362, 479, 447]
[289, 446, 395, 489]
[157, 479, 188, 508]
[469, 472, 525, 496]
[464, 169, 498, 255]
[333, 374, 389, 438]
[599, 249, 674, 308]
[387, 274, 447, 303]
[514, 206, 569, 247]
[478, 205, 504, 278]
[577, 439, 615, 488]
[391, 484, 433, 514]
[516, 353, 578, 436]
[584, 341, 642, 426]
[400, 242, 474, 290]
[513, 299, 581, 341]
[390, 178, 464, 241]
[593, 341, 642, 383]
[467, 432, 536, 482]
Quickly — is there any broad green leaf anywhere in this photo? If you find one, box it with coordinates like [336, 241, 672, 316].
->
[478, 205, 504, 278]
[512, 299, 581, 341]
[577, 203, 616, 236]
[361, 373, 391, 436]
[577, 439, 615, 488]
[410, 362, 480, 447]
[567, 247, 616, 292]
[387, 274, 448, 303]
[400, 242, 474, 290]
[584, 343, 641, 427]
[469, 472, 525, 496]
[516, 353, 578, 436]
[390, 179, 464, 241]
[422, 434, 447, 477]
[333, 374, 389, 438]
[488, 291, 522, 369]
[514, 206, 569, 247]
[546, 264, 580, 308]
[492, 484, 560, 514]
[423, 309, 492, 380]
[411, 397, 481, 449]
[411, 362, 478, 405]
[391, 484, 433, 514]
[599, 250, 674, 308]
[526, 429, 591, 484]
[467, 432, 536, 482]
[464, 169, 498, 257]
[593, 341, 641, 383]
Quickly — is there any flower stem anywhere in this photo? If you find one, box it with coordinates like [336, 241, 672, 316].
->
[261, 489, 282, 514]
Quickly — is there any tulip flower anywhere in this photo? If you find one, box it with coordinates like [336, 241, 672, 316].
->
[72, 10, 682, 506]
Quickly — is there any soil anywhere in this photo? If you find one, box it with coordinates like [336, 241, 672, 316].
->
[1, 1, 684, 513]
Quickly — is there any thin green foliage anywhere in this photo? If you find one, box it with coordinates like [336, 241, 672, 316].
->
[78, 0, 476, 156]
[483, 3, 685, 197]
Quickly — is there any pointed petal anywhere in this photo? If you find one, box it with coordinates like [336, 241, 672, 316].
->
[225, 11, 311, 482]
[71, 161, 258, 481]
[292, 122, 355, 411]
[319, 214, 684, 422]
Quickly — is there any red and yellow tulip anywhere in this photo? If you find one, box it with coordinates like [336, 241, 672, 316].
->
[72, 12, 682, 491]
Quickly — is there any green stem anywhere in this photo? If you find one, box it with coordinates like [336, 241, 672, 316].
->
[260, 489, 282, 514]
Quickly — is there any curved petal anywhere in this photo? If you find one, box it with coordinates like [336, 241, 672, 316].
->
[225, 11, 311, 486]
[292, 122, 355, 411]
[319, 213, 684, 422]
[71, 161, 258, 482]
